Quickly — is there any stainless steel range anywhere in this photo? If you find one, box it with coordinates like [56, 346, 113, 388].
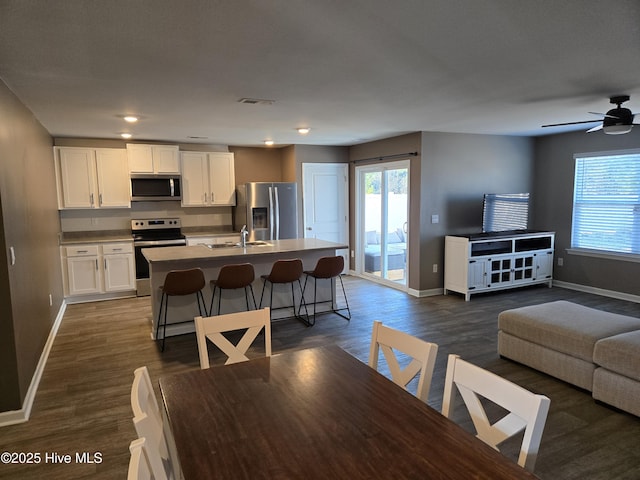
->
[132, 218, 186, 296]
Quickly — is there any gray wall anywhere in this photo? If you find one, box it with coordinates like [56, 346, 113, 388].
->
[349, 132, 534, 293]
[534, 129, 640, 296]
[0, 79, 61, 413]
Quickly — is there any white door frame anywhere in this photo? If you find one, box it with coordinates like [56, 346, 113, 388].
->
[355, 160, 410, 291]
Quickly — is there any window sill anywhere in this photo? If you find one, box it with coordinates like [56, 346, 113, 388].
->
[566, 248, 640, 263]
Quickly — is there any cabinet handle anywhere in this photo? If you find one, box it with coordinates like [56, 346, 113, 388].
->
[112, 248, 122, 251]
[99, 193, 103, 206]
[204, 192, 208, 203]
[95, 259, 98, 270]
[90, 193, 94, 206]
[210, 192, 214, 203]
[104, 259, 107, 270]
[77, 250, 88, 253]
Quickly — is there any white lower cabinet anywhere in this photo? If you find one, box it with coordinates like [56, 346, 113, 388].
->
[63, 242, 135, 298]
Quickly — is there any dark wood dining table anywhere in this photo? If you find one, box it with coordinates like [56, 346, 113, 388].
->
[159, 345, 538, 479]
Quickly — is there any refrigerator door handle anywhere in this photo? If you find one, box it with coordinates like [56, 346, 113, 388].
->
[268, 186, 275, 240]
[274, 186, 280, 240]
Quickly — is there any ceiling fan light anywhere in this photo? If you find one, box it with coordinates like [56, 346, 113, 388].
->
[603, 124, 632, 135]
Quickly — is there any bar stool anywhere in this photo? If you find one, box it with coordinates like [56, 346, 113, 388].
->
[209, 263, 256, 315]
[157, 268, 207, 352]
[299, 256, 351, 325]
[259, 259, 310, 326]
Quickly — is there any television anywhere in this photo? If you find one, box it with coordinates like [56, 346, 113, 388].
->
[482, 193, 529, 233]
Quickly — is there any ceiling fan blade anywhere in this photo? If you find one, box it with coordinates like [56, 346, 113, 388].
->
[586, 124, 603, 133]
[588, 112, 618, 119]
[541, 119, 601, 128]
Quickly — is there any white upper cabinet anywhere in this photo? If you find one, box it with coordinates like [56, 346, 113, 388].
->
[55, 147, 130, 209]
[127, 144, 180, 174]
[181, 151, 235, 207]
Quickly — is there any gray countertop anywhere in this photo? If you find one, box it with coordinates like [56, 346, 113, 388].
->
[59, 230, 133, 245]
[142, 238, 348, 263]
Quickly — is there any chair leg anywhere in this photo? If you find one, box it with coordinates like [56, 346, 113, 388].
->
[156, 292, 165, 348]
[161, 294, 169, 352]
[197, 290, 206, 317]
[248, 284, 256, 310]
[259, 279, 267, 309]
[209, 286, 217, 316]
[335, 274, 351, 321]
[297, 279, 312, 326]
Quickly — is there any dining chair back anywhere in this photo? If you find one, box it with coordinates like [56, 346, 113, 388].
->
[195, 307, 272, 368]
[131, 366, 180, 479]
[128, 437, 164, 480]
[209, 263, 256, 315]
[368, 320, 438, 402]
[441, 354, 551, 472]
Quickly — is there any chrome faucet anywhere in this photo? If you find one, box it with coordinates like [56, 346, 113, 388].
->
[240, 225, 248, 247]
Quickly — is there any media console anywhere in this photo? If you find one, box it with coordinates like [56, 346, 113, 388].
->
[444, 230, 554, 301]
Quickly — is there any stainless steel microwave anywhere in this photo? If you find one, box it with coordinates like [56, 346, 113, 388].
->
[130, 176, 181, 201]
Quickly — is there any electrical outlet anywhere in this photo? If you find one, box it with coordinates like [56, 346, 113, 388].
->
[49, 294, 53, 306]
[351, 250, 355, 258]
[432, 263, 438, 273]
[557, 257, 564, 266]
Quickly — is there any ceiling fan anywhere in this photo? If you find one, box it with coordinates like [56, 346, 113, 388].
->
[542, 95, 639, 134]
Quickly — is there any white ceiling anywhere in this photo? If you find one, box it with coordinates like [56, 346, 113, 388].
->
[1, 0, 640, 147]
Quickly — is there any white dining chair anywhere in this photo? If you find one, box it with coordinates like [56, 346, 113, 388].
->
[195, 307, 272, 368]
[128, 437, 164, 480]
[368, 320, 438, 402]
[441, 354, 551, 472]
[131, 366, 181, 480]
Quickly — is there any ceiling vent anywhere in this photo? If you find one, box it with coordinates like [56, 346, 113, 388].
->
[238, 98, 275, 105]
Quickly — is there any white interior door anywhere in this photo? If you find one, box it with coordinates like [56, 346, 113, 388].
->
[302, 163, 349, 269]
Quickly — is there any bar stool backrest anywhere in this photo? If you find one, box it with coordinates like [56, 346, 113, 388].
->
[162, 268, 205, 296]
[267, 259, 303, 284]
[310, 256, 344, 279]
[216, 263, 255, 289]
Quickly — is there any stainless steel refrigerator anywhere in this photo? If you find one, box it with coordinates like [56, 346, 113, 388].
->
[234, 182, 298, 241]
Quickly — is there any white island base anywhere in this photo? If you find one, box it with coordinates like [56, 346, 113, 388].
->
[143, 238, 348, 340]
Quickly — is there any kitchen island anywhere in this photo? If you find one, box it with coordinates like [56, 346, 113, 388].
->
[143, 238, 348, 340]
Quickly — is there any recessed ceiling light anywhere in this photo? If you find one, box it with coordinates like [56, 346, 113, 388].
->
[264, 140, 274, 146]
[296, 127, 311, 135]
[121, 133, 132, 139]
[123, 115, 139, 123]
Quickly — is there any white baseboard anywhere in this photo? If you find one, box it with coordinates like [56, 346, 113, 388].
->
[553, 280, 640, 304]
[407, 287, 443, 298]
[0, 300, 67, 427]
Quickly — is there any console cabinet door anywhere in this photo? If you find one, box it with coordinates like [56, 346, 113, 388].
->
[535, 250, 554, 280]
[467, 259, 487, 290]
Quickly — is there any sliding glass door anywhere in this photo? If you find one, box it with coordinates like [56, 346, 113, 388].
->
[356, 160, 409, 287]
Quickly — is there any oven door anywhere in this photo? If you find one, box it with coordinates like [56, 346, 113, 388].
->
[134, 239, 186, 296]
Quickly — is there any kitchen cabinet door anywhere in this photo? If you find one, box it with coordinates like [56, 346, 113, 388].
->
[209, 152, 236, 205]
[67, 256, 101, 295]
[103, 253, 135, 291]
[95, 149, 131, 207]
[181, 152, 209, 206]
[127, 144, 180, 174]
[58, 148, 96, 208]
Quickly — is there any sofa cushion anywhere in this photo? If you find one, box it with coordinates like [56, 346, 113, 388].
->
[498, 300, 640, 361]
[594, 330, 640, 382]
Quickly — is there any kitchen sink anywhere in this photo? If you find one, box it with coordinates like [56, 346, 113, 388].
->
[204, 241, 272, 249]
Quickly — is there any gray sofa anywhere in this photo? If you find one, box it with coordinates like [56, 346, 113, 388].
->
[498, 300, 640, 417]
[364, 229, 406, 273]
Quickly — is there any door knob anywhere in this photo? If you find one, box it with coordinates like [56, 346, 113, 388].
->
[306, 227, 312, 230]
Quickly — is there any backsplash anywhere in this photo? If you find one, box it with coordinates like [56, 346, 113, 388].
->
[59, 202, 233, 232]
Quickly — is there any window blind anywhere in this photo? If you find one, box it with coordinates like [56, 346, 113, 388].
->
[572, 151, 640, 254]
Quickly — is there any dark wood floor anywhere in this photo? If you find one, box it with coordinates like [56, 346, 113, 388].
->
[1, 277, 639, 479]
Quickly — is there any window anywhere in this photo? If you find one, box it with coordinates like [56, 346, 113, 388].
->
[572, 150, 640, 255]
